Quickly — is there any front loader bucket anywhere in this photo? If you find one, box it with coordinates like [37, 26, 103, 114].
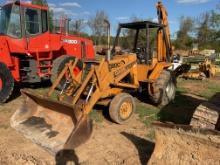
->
[10, 89, 93, 155]
[148, 122, 220, 165]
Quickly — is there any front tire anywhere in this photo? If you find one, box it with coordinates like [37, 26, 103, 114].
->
[51, 55, 83, 90]
[0, 62, 14, 104]
[109, 93, 135, 124]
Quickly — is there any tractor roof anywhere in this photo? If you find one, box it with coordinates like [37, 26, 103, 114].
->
[119, 21, 163, 29]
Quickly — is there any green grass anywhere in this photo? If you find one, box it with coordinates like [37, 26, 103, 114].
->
[145, 128, 155, 141]
[31, 77, 220, 128]
[198, 83, 220, 99]
[89, 110, 104, 123]
[177, 78, 220, 99]
[33, 88, 59, 100]
[135, 103, 160, 127]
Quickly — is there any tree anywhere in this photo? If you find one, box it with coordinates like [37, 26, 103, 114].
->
[196, 12, 212, 49]
[70, 19, 86, 34]
[174, 16, 194, 50]
[88, 10, 109, 45]
[196, 10, 220, 50]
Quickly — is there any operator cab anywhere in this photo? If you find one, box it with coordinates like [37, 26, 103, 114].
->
[0, 1, 49, 39]
[112, 21, 169, 64]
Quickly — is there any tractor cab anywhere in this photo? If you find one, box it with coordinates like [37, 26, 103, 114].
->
[0, 1, 49, 39]
[112, 21, 171, 65]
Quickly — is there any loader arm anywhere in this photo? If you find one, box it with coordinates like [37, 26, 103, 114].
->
[10, 55, 138, 153]
[66, 55, 139, 115]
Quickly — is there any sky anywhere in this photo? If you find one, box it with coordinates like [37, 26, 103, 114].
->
[1, 0, 220, 36]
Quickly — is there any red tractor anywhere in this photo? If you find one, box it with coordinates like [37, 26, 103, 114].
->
[0, 1, 95, 103]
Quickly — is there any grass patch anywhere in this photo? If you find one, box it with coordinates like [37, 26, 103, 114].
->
[145, 129, 155, 141]
[198, 83, 220, 99]
[177, 78, 220, 99]
[89, 110, 104, 123]
[33, 88, 63, 101]
[135, 103, 160, 127]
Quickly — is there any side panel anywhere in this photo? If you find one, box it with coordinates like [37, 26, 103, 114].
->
[60, 35, 95, 60]
[28, 32, 51, 52]
[0, 37, 13, 66]
[0, 37, 25, 82]
[49, 34, 95, 60]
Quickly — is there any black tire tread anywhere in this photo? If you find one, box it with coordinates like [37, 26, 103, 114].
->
[149, 70, 175, 107]
[0, 62, 14, 104]
[51, 55, 83, 89]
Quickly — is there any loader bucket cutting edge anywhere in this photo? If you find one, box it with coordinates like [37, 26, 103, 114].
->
[10, 89, 93, 155]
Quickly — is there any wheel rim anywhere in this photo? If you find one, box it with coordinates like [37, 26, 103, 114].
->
[0, 78, 2, 91]
[166, 81, 174, 100]
[119, 101, 133, 120]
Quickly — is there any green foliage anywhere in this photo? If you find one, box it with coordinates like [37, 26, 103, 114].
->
[173, 16, 194, 50]
[69, 19, 86, 34]
[174, 3, 220, 52]
[89, 110, 104, 123]
[198, 83, 220, 99]
[88, 10, 109, 45]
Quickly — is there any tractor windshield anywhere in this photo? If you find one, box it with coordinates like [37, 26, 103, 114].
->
[0, 4, 21, 38]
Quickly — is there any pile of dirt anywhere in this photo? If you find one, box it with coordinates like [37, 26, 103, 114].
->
[149, 123, 220, 165]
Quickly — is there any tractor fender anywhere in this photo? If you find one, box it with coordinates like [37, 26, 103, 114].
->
[148, 62, 172, 82]
[148, 62, 173, 96]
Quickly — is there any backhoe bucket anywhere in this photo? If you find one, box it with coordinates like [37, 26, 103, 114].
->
[148, 122, 220, 165]
[10, 89, 93, 155]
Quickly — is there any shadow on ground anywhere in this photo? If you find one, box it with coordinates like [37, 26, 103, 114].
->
[158, 91, 206, 124]
[7, 81, 52, 103]
[121, 132, 155, 165]
[55, 150, 79, 165]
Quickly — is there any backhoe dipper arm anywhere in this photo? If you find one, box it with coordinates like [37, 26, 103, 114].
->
[156, 1, 173, 61]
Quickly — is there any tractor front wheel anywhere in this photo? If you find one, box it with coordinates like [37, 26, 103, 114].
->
[109, 93, 135, 124]
[0, 62, 14, 104]
[51, 55, 83, 90]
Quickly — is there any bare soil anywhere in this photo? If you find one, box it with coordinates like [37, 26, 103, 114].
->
[0, 98, 54, 165]
[0, 97, 153, 165]
[0, 77, 220, 165]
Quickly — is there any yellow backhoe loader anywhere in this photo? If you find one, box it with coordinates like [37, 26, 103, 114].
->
[11, 1, 176, 154]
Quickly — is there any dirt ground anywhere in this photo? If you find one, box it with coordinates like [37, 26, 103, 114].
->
[0, 97, 153, 165]
[0, 76, 220, 165]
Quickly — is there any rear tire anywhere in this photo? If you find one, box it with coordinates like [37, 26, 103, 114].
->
[0, 62, 14, 104]
[51, 55, 83, 90]
[149, 70, 176, 107]
[109, 93, 135, 124]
